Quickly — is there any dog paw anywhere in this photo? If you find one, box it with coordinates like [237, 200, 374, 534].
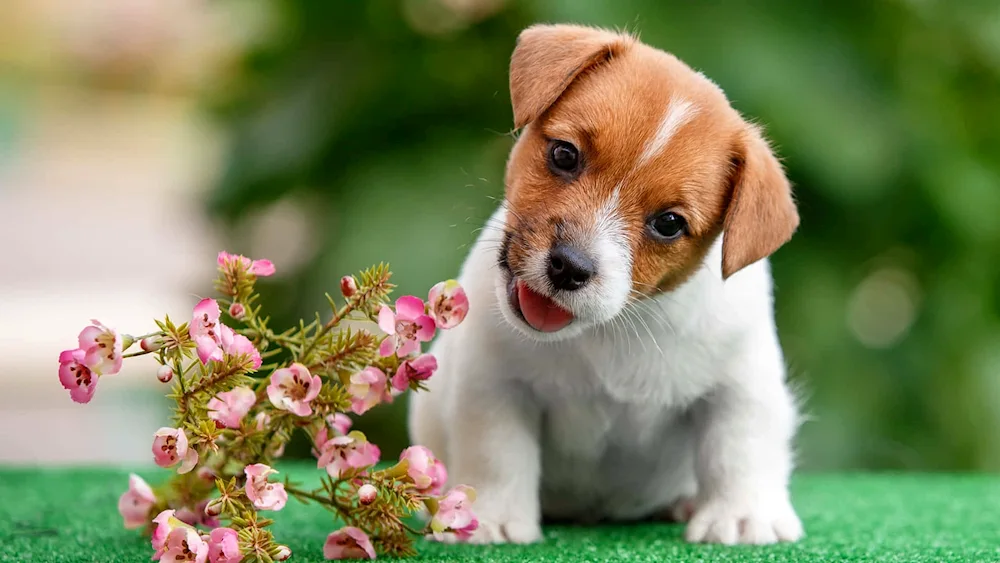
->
[684, 496, 803, 545]
[668, 496, 697, 523]
[425, 518, 542, 545]
[467, 518, 543, 544]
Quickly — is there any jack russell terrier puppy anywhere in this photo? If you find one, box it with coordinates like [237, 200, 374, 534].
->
[409, 23, 803, 546]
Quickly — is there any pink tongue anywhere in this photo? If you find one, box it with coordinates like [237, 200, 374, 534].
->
[517, 280, 573, 332]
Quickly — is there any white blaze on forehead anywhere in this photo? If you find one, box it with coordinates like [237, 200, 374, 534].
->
[638, 97, 698, 166]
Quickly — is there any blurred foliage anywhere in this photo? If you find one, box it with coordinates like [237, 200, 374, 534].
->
[202, 0, 1000, 470]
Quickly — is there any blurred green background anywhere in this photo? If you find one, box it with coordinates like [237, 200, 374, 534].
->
[4, 0, 998, 471]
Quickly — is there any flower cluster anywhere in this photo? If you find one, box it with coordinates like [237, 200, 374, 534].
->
[59, 253, 473, 560]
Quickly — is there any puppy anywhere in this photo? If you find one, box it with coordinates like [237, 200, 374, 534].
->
[409, 23, 803, 546]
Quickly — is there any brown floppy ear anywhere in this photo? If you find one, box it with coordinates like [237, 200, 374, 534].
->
[510, 24, 632, 129]
[721, 124, 800, 280]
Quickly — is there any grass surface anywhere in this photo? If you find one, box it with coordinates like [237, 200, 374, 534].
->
[2, 463, 999, 562]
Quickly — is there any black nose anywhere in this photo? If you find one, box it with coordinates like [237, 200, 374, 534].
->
[547, 244, 596, 291]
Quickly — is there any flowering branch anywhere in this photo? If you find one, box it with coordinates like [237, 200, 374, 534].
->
[61, 252, 474, 561]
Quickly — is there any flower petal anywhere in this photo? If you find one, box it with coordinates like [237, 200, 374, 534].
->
[377, 306, 395, 334]
[414, 315, 437, 341]
[395, 295, 426, 321]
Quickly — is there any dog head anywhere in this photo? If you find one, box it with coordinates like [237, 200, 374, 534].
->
[495, 24, 799, 340]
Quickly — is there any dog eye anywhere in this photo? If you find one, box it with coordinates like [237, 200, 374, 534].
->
[548, 140, 580, 174]
[648, 212, 687, 241]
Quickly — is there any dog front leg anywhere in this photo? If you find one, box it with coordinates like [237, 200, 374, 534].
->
[685, 367, 804, 545]
[443, 378, 543, 544]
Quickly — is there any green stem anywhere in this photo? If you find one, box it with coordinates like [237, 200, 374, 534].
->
[123, 349, 155, 359]
[299, 302, 354, 363]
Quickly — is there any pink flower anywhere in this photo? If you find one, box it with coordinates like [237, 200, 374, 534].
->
[390, 354, 438, 392]
[323, 526, 376, 560]
[400, 445, 448, 496]
[329, 413, 352, 436]
[189, 299, 261, 368]
[377, 296, 436, 357]
[77, 319, 124, 375]
[316, 434, 381, 478]
[151, 509, 189, 558]
[207, 387, 256, 429]
[275, 546, 292, 561]
[207, 527, 241, 563]
[58, 348, 97, 403]
[267, 363, 322, 416]
[427, 280, 469, 329]
[312, 414, 353, 458]
[152, 427, 198, 474]
[118, 473, 156, 529]
[220, 326, 262, 370]
[244, 464, 287, 511]
[218, 251, 275, 277]
[348, 367, 390, 415]
[161, 526, 208, 563]
[358, 484, 377, 505]
[254, 412, 270, 431]
[430, 485, 479, 541]
[191, 298, 225, 364]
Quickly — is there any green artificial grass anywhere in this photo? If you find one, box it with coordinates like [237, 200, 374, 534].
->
[2, 463, 999, 562]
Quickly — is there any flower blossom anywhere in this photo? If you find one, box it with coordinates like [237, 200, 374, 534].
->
[189, 299, 262, 368]
[390, 354, 437, 392]
[427, 280, 469, 329]
[220, 326, 262, 370]
[58, 348, 97, 403]
[161, 526, 208, 563]
[190, 298, 225, 364]
[207, 527, 242, 563]
[151, 510, 190, 559]
[348, 367, 390, 415]
[324, 527, 376, 560]
[244, 464, 287, 511]
[77, 319, 124, 375]
[152, 427, 198, 474]
[118, 473, 156, 529]
[218, 251, 275, 277]
[313, 413, 353, 457]
[267, 363, 322, 417]
[430, 485, 479, 541]
[207, 386, 256, 429]
[377, 296, 435, 357]
[316, 433, 381, 478]
[400, 445, 447, 496]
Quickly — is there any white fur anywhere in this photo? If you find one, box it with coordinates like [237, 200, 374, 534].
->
[494, 189, 632, 343]
[638, 97, 698, 166]
[409, 205, 803, 545]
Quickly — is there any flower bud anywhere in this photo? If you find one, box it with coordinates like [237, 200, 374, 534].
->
[358, 484, 377, 505]
[340, 276, 358, 298]
[274, 545, 291, 561]
[140, 336, 164, 352]
[204, 497, 224, 517]
[228, 302, 246, 320]
[156, 365, 174, 383]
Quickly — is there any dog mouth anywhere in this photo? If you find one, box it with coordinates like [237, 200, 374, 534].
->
[506, 276, 574, 333]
